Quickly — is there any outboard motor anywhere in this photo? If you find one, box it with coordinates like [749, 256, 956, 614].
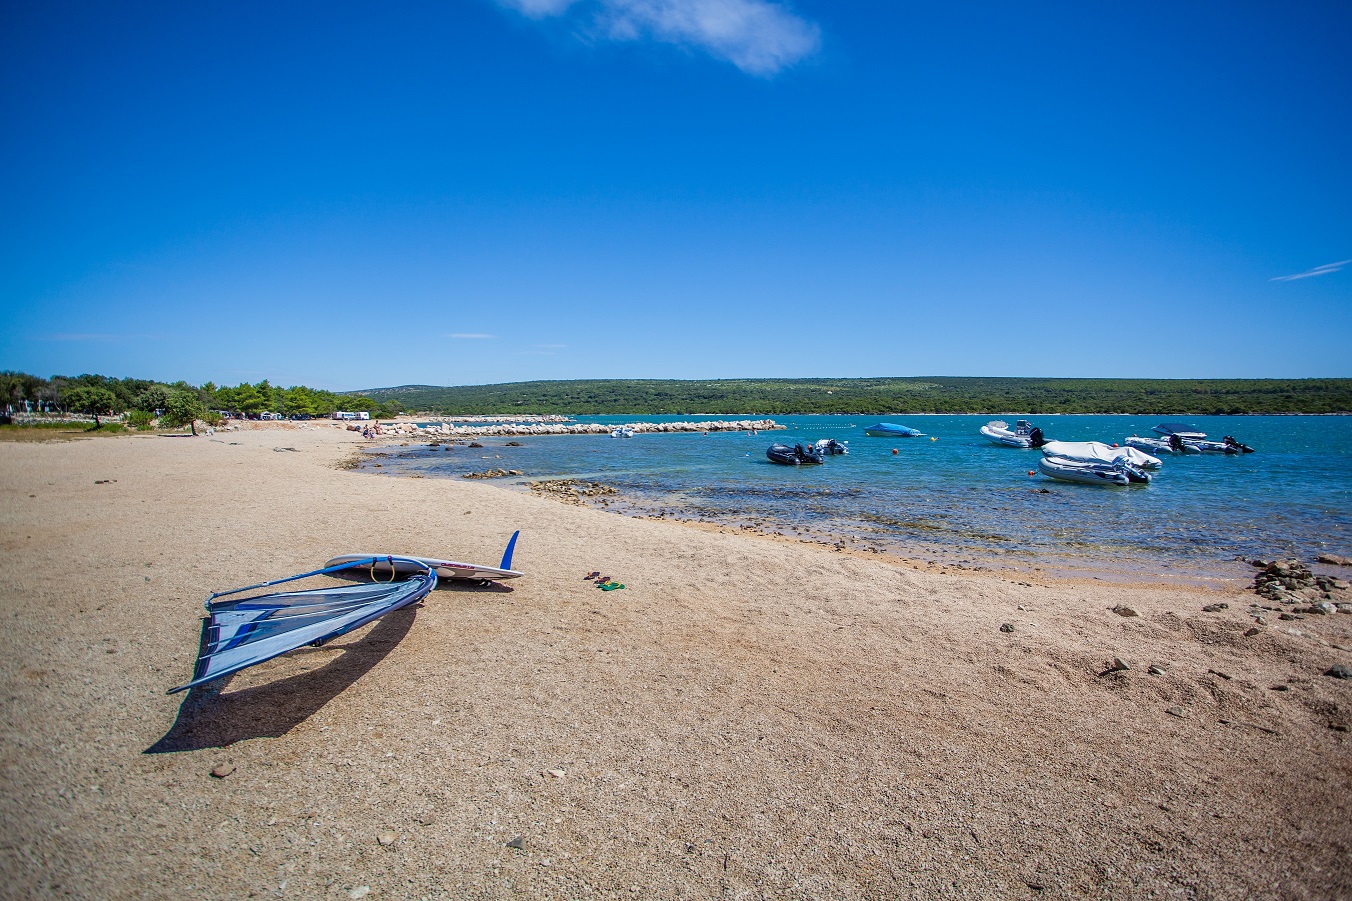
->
[1223, 435, 1255, 454]
[1028, 427, 1046, 448]
[1169, 434, 1185, 452]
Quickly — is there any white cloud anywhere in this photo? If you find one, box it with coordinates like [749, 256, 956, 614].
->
[1270, 259, 1351, 282]
[495, 0, 821, 75]
[447, 333, 496, 339]
[499, 0, 579, 17]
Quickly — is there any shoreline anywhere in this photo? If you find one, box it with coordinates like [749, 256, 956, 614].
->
[352, 436, 1307, 593]
[2, 423, 1350, 899]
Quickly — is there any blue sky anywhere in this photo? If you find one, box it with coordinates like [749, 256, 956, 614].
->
[2, 0, 1349, 389]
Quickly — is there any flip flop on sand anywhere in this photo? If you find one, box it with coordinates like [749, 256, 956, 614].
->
[600, 582, 625, 591]
[584, 571, 600, 580]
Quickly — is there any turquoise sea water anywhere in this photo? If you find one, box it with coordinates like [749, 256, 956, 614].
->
[364, 415, 1352, 581]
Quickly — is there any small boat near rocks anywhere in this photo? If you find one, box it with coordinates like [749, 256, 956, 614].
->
[767, 443, 825, 465]
[979, 419, 1046, 448]
[864, 422, 926, 438]
[609, 427, 634, 439]
[814, 438, 849, 455]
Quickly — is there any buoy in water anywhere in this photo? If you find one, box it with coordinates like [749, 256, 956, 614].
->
[1028, 470, 1035, 476]
[892, 448, 899, 455]
[930, 436, 937, 441]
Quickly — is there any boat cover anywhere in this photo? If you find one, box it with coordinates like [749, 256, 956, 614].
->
[864, 423, 926, 437]
[170, 558, 436, 694]
[1040, 440, 1162, 469]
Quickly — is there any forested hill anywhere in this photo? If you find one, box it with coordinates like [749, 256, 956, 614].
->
[353, 378, 1352, 416]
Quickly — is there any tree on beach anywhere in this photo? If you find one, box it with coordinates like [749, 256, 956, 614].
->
[0, 371, 45, 410]
[61, 385, 118, 427]
[161, 390, 207, 435]
[133, 384, 173, 413]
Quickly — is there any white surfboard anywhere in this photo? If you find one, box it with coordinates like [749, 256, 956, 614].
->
[324, 531, 522, 581]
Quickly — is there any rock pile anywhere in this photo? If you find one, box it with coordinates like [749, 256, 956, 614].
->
[1250, 559, 1351, 614]
[462, 469, 523, 479]
[530, 479, 618, 506]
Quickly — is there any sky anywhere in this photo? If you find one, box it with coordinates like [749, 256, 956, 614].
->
[1, 0, 1349, 390]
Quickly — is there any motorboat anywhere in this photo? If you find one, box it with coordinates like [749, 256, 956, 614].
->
[609, 427, 634, 438]
[979, 419, 1046, 448]
[1149, 423, 1245, 455]
[1037, 455, 1140, 486]
[1040, 440, 1161, 471]
[863, 422, 926, 438]
[814, 438, 849, 455]
[1125, 435, 1200, 456]
[767, 442, 824, 465]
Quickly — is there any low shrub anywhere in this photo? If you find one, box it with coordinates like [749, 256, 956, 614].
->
[126, 410, 155, 430]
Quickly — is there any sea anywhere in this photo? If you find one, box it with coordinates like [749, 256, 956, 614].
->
[361, 414, 1352, 584]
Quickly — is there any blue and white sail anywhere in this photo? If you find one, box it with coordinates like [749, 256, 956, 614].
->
[170, 557, 436, 694]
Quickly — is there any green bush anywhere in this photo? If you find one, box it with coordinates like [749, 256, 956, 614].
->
[126, 410, 155, 430]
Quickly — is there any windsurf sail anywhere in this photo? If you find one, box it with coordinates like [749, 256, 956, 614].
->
[169, 557, 436, 694]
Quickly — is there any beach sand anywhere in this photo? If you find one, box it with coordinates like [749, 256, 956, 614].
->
[1, 424, 1349, 900]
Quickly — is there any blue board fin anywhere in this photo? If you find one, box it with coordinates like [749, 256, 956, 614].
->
[499, 530, 520, 571]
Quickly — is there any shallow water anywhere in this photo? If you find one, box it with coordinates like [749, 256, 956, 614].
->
[364, 414, 1352, 581]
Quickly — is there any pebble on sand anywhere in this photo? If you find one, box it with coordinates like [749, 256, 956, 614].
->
[1111, 605, 1138, 617]
[348, 888, 371, 900]
[507, 835, 526, 851]
[999, 623, 1015, 633]
[376, 830, 397, 846]
[209, 764, 234, 779]
[1325, 664, 1352, 680]
[1166, 706, 1187, 718]
[1147, 665, 1166, 676]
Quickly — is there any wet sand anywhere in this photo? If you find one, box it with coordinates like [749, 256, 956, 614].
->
[1, 423, 1350, 899]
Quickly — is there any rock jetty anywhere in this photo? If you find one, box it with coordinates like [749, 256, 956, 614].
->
[368, 418, 782, 438]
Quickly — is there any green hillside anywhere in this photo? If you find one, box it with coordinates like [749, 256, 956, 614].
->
[353, 377, 1352, 416]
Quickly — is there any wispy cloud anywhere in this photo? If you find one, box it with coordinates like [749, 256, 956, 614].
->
[1270, 259, 1351, 282]
[495, 0, 821, 76]
[447, 333, 496, 339]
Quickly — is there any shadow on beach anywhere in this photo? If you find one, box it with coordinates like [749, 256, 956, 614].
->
[145, 607, 418, 754]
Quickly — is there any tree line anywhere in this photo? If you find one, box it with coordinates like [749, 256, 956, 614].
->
[0, 371, 403, 424]
[359, 377, 1352, 416]
[6, 372, 1349, 420]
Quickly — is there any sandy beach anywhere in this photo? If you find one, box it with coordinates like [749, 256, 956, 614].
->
[1, 423, 1349, 900]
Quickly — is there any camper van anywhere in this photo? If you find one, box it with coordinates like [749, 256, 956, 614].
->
[332, 411, 370, 421]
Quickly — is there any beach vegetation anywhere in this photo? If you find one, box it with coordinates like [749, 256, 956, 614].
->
[126, 409, 156, 430]
[160, 391, 208, 434]
[60, 385, 118, 426]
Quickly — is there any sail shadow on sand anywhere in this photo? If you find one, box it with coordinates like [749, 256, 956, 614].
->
[145, 607, 418, 754]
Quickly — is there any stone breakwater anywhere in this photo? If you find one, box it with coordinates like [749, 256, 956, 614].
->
[423, 415, 572, 424]
[377, 419, 782, 438]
